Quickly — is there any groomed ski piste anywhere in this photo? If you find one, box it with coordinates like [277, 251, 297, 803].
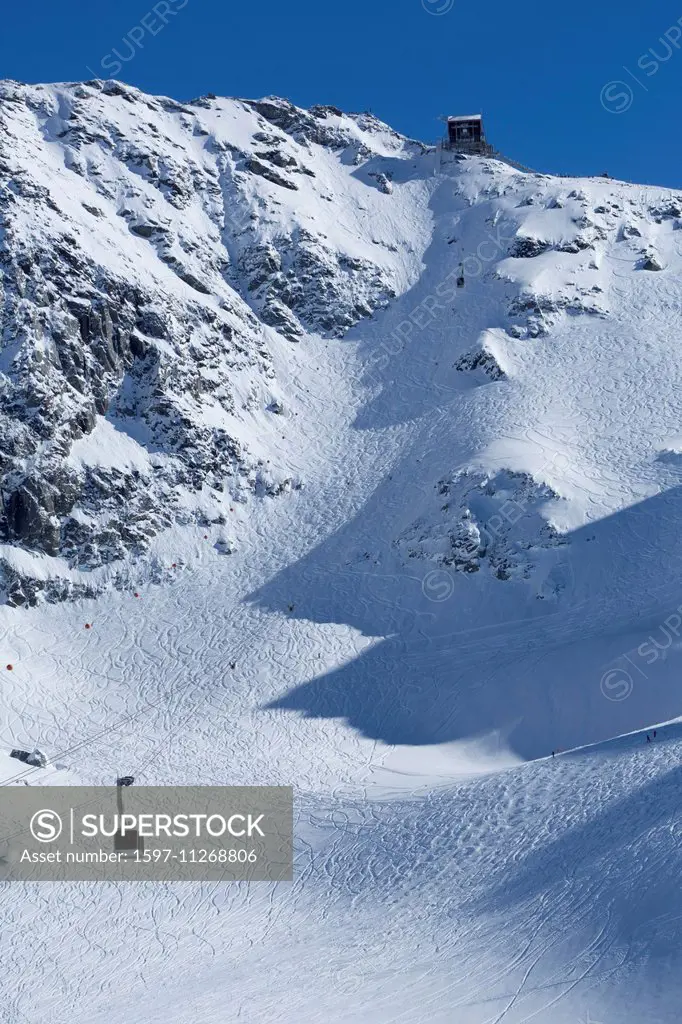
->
[1, 83, 682, 1022]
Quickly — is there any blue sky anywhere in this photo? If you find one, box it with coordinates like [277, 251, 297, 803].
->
[2, 0, 682, 187]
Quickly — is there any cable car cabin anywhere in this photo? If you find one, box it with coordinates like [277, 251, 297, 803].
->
[114, 828, 144, 861]
[446, 115, 492, 155]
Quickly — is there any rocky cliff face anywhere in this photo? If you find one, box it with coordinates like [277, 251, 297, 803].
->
[0, 81, 421, 605]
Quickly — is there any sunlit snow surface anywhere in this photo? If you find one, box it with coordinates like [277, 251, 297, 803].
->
[1, 84, 682, 1022]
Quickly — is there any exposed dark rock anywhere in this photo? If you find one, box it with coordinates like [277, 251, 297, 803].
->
[455, 348, 505, 381]
[510, 236, 551, 258]
[368, 171, 393, 194]
[244, 156, 298, 190]
[10, 748, 48, 767]
[254, 149, 298, 169]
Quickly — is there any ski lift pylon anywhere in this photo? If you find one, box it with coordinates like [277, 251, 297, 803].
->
[114, 776, 143, 860]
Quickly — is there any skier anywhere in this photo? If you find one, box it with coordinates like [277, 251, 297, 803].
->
[653, 730, 657, 738]
[646, 733, 651, 743]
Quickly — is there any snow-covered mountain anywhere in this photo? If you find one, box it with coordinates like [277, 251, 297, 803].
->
[0, 79, 429, 605]
[2, 81, 682, 1024]
[2, 79, 682, 615]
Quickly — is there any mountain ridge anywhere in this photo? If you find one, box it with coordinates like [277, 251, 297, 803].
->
[1, 78, 681, 612]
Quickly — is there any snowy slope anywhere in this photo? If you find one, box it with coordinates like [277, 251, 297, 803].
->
[1, 81, 682, 1023]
